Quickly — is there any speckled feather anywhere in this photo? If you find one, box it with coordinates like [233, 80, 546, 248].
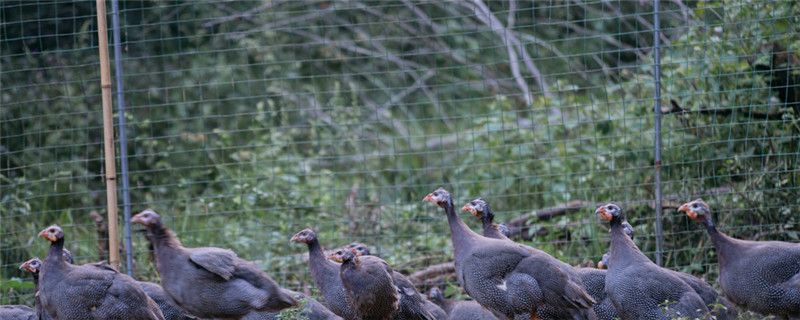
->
[137, 281, 197, 320]
[242, 290, 344, 320]
[0, 305, 36, 320]
[390, 270, 439, 320]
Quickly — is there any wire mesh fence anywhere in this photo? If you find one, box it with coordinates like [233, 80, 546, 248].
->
[2, 0, 799, 313]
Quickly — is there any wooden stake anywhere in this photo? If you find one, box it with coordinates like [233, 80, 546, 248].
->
[96, 0, 120, 270]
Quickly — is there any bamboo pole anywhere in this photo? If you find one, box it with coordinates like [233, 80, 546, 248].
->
[96, 0, 120, 270]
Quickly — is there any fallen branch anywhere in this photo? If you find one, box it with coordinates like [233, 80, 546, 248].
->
[664, 100, 786, 120]
[408, 262, 455, 286]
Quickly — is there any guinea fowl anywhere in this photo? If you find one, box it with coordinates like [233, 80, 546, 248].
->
[0, 305, 35, 320]
[131, 209, 296, 319]
[37, 225, 165, 320]
[679, 199, 800, 318]
[329, 248, 399, 320]
[424, 188, 597, 320]
[463, 198, 617, 320]
[290, 228, 359, 320]
[19, 257, 56, 320]
[596, 204, 708, 319]
[345, 242, 442, 320]
[598, 219, 737, 319]
[427, 287, 498, 320]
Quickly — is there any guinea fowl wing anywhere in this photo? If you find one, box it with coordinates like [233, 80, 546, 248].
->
[390, 271, 437, 320]
[188, 247, 237, 280]
[0, 305, 36, 320]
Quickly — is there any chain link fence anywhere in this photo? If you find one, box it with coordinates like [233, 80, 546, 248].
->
[2, 0, 799, 312]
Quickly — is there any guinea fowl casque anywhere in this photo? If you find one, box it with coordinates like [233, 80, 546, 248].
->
[427, 287, 498, 320]
[131, 209, 296, 319]
[679, 199, 800, 318]
[425, 188, 597, 320]
[37, 225, 165, 320]
[463, 198, 617, 320]
[598, 219, 738, 319]
[329, 248, 399, 320]
[290, 228, 359, 320]
[595, 204, 708, 319]
[345, 242, 443, 320]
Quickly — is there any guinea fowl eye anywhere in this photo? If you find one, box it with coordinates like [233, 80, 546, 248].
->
[606, 205, 614, 210]
[49, 228, 55, 233]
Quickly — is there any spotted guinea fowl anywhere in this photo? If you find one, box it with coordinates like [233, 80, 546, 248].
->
[425, 188, 596, 320]
[596, 204, 708, 319]
[346, 242, 442, 320]
[131, 209, 295, 319]
[137, 281, 197, 320]
[329, 248, 399, 320]
[427, 287, 498, 320]
[290, 228, 359, 320]
[0, 305, 35, 320]
[679, 199, 800, 318]
[598, 219, 737, 319]
[463, 198, 617, 320]
[37, 225, 165, 320]
[242, 289, 343, 320]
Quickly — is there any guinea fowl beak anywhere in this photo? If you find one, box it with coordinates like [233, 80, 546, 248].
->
[595, 207, 612, 222]
[131, 214, 144, 224]
[38, 229, 55, 242]
[677, 203, 697, 220]
[423, 193, 433, 203]
[461, 204, 478, 216]
[290, 234, 301, 242]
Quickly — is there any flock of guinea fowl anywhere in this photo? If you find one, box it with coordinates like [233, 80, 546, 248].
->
[2, 187, 800, 320]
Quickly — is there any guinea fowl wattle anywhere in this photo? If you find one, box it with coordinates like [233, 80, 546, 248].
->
[427, 287, 498, 320]
[425, 188, 597, 320]
[290, 228, 359, 320]
[679, 199, 800, 318]
[132, 209, 296, 319]
[37, 225, 165, 320]
[329, 248, 399, 320]
[596, 204, 708, 319]
[464, 197, 617, 320]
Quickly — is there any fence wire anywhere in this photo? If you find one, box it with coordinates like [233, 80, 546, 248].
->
[2, 0, 799, 311]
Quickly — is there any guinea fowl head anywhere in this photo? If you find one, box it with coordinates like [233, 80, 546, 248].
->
[328, 248, 357, 263]
[461, 198, 491, 220]
[347, 242, 371, 256]
[423, 187, 453, 208]
[597, 253, 610, 269]
[427, 287, 445, 303]
[290, 228, 317, 244]
[677, 199, 711, 222]
[38, 225, 64, 242]
[131, 209, 162, 227]
[595, 203, 623, 223]
[19, 257, 42, 274]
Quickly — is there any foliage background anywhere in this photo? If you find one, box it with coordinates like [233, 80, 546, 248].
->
[1, 1, 799, 317]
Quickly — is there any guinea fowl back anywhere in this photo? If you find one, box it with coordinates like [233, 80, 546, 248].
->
[0, 305, 36, 320]
[597, 204, 708, 319]
[331, 249, 398, 320]
[132, 210, 295, 319]
[679, 199, 800, 317]
[428, 287, 498, 320]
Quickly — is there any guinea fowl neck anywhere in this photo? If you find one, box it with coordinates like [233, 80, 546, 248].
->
[698, 215, 736, 255]
[147, 222, 183, 252]
[46, 238, 66, 266]
[306, 238, 337, 280]
[609, 218, 648, 266]
[443, 199, 479, 255]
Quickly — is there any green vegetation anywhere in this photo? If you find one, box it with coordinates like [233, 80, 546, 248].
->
[1, 2, 798, 319]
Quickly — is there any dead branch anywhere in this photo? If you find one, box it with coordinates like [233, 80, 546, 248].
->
[408, 262, 455, 285]
[663, 99, 786, 120]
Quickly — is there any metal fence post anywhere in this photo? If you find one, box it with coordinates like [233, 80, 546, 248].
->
[652, 0, 664, 267]
[111, 0, 134, 276]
